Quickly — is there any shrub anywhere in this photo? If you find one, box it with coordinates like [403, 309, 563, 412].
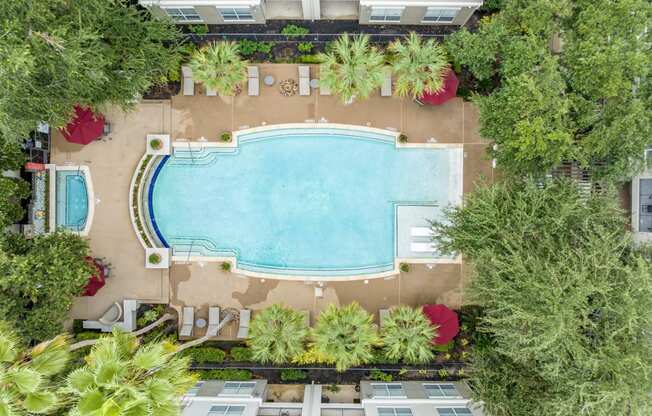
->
[238, 39, 259, 57]
[280, 369, 307, 382]
[230, 346, 253, 361]
[399, 262, 409, 272]
[297, 54, 324, 64]
[188, 24, 209, 35]
[220, 132, 232, 142]
[291, 347, 336, 365]
[148, 253, 162, 264]
[257, 42, 274, 54]
[297, 42, 313, 53]
[183, 347, 227, 363]
[369, 369, 392, 382]
[193, 369, 252, 380]
[150, 139, 162, 150]
[75, 331, 102, 341]
[137, 309, 160, 328]
[281, 24, 309, 36]
[380, 306, 435, 364]
[369, 348, 399, 365]
[432, 341, 453, 352]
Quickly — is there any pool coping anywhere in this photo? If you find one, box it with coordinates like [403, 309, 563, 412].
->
[135, 123, 464, 281]
[46, 164, 94, 237]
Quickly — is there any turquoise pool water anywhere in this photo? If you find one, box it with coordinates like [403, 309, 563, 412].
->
[55, 170, 88, 232]
[150, 128, 460, 276]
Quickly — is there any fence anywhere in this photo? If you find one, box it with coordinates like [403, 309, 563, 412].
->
[185, 33, 447, 44]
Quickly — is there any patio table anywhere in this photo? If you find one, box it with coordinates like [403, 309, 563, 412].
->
[310, 79, 319, 89]
[264, 75, 275, 86]
[196, 318, 207, 328]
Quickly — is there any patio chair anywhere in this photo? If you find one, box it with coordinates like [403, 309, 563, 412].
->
[411, 227, 434, 237]
[205, 86, 217, 96]
[411, 242, 437, 253]
[247, 66, 259, 96]
[206, 306, 221, 337]
[237, 309, 251, 339]
[298, 65, 310, 96]
[182, 66, 194, 96]
[379, 309, 390, 327]
[319, 81, 331, 96]
[381, 72, 392, 97]
[179, 306, 194, 337]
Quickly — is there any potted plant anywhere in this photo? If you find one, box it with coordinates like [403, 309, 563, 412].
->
[148, 253, 162, 264]
[150, 138, 163, 150]
[398, 134, 408, 144]
[399, 262, 410, 273]
[221, 261, 232, 272]
[221, 131, 232, 142]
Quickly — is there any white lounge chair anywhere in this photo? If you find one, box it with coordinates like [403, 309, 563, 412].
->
[206, 307, 221, 337]
[379, 309, 390, 327]
[298, 65, 310, 96]
[205, 86, 217, 96]
[319, 81, 331, 96]
[182, 66, 194, 96]
[247, 66, 259, 96]
[381, 72, 392, 97]
[411, 242, 437, 253]
[411, 227, 434, 237]
[179, 307, 194, 337]
[237, 309, 250, 339]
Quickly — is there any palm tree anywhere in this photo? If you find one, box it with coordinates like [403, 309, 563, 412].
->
[319, 34, 386, 104]
[312, 303, 379, 371]
[380, 306, 436, 364]
[0, 323, 70, 415]
[63, 329, 196, 415]
[388, 33, 450, 99]
[189, 41, 247, 96]
[247, 304, 309, 364]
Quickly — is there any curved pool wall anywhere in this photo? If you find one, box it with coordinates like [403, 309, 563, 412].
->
[146, 124, 462, 279]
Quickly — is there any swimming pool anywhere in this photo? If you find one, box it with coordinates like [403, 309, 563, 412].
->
[55, 170, 89, 232]
[148, 126, 461, 277]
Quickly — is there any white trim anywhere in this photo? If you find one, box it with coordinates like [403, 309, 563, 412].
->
[140, 0, 261, 6]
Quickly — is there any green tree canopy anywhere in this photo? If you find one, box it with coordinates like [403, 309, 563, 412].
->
[319, 34, 386, 104]
[0, 322, 70, 415]
[388, 33, 449, 99]
[0, 136, 29, 229]
[0, 232, 94, 343]
[312, 303, 379, 371]
[380, 306, 435, 364]
[0, 0, 182, 142]
[433, 179, 652, 416]
[189, 41, 247, 96]
[445, 0, 652, 181]
[62, 329, 196, 415]
[247, 304, 309, 364]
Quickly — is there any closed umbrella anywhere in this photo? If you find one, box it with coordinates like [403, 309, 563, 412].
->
[60, 105, 105, 145]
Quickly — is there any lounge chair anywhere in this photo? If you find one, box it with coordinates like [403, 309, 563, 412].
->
[298, 65, 310, 96]
[411, 227, 434, 237]
[379, 309, 390, 327]
[206, 307, 221, 337]
[411, 242, 437, 253]
[247, 66, 259, 96]
[179, 306, 194, 337]
[319, 81, 331, 96]
[182, 66, 194, 96]
[381, 72, 392, 97]
[205, 86, 217, 96]
[237, 309, 251, 339]
[82, 299, 137, 332]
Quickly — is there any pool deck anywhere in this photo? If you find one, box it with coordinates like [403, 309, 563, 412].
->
[51, 64, 493, 334]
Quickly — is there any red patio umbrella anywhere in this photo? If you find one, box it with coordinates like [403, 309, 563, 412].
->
[418, 70, 459, 106]
[60, 105, 105, 145]
[83, 257, 106, 296]
[422, 304, 460, 345]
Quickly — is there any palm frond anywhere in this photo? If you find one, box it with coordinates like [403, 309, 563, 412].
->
[381, 306, 436, 364]
[189, 41, 248, 96]
[248, 304, 309, 364]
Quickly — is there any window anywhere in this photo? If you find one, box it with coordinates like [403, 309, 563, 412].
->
[436, 408, 472, 416]
[162, 7, 202, 22]
[218, 7, 255, 21]
[208, 405, 246, 416]
[371, 383, 406, 398]
[377, 408, 412, 416]
[423, 383, 461, 398]
[422, 8, 459, 23]
[369, 7, 403, 22]
[222, 381, 256, 395]
[186, 381, 204, 396]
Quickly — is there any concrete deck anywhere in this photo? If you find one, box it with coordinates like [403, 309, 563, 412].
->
[52, 64, 493, 332]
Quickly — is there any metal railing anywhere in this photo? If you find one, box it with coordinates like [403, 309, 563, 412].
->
[185, 32, 447, 43]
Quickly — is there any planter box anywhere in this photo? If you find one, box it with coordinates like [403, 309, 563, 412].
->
[146, 134, 171, 156]
[146, 247, 170, 269]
